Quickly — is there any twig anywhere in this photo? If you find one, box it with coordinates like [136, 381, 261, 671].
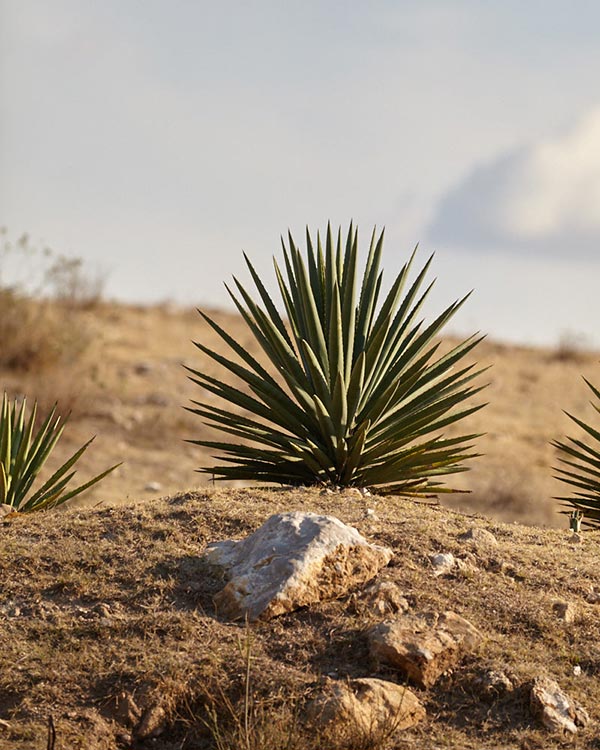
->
[46, 715, 56, 750]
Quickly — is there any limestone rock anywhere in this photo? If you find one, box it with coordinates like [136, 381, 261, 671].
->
[112, 691, 141, 727]
[530, 676, 589, 734]
[430, 552, 456, 576]
[135, 703, 167, 739]
[368, 611, 482, 688]
[474, 669, 514, 701]
[586, 586, 600, 604]
[357, 581, 410, 616]
[205, 512, 393, 621]
[552, 600, 577, 624]
[457, 527, 498, 549]
[308, 677, 425, 736]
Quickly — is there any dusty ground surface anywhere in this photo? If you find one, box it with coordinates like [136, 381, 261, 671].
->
[1, 488, 599, 749]
[2, 301, 598, 527]
[2, 305, 600, 748]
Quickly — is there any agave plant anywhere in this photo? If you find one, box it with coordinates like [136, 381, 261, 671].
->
[0, 393, 120, 513]
[187, 223, 487, 496]
[553, 377, 600, 526]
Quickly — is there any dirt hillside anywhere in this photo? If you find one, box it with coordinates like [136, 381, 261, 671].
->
[2, 302, 600, 748]
[1, 487, 599, 749]
[3, 301, 597, 527]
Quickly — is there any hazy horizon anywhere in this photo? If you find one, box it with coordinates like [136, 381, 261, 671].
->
[2, 1, 600, 347]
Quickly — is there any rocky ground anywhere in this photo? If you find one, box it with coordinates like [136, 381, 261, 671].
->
[2, 301, 600, 748]
[2, 301, 599, 527]
[1, 488, 599, 749]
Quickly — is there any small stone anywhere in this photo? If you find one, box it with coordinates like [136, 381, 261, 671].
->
[530, 676, 589, 733]
[573, 665, 582, 677]
[307, 677, 425, 735]
[585, 586, 600, 604]
[135, 703, 167, 739]
[474, 669, 514, 701]
[430, 552, 456, 576]
[0, 504, 14, 518]
[134, 361, 153, 375]
[144, 482, 162, 492]
[95, 603, 112, 617]
[357, 581, 410, 616]
[552, 600, 577, 624]
[458, 527, 499, 548]
[113, 691, 141, 727]
[368, 611, 482, 688]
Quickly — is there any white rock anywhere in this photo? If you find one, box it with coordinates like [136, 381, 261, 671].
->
[530, 676, 589, 733]
[430, 552, 456, 576]
[144, 482, 162, 492]
[205, 511, 393, 621]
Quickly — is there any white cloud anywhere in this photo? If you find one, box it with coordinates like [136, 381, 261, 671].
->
[427, 108, 600, 257]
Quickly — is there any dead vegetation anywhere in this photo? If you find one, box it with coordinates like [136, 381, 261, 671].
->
[1, 488, 599, 748]
[0, 299, 598, 525]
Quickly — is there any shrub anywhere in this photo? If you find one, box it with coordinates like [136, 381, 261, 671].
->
[553, 377, 600, 526]
[0, 393, 120, 513]
[187, 223, 487, 496]
[0, 229, 104, 371]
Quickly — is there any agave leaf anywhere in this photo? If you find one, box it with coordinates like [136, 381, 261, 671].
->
[328, 285, 344, 389]
[355, 228, 384, 352]
[190, 224, 485, 496]
[0, 463, 7, 503]
[242, 253, 293, 349]
[290, 245, 330, 380]
[553, 378, 600, 526]
[0, 393, 119, 512]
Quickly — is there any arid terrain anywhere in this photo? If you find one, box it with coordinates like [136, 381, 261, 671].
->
[2, 301, 600, 749]
[2, 301, 598, 527]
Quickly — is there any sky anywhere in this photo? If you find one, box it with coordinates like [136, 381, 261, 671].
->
[2, 0, 600, 346]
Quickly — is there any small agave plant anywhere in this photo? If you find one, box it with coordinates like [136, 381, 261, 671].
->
[187, 223, 487, 496]
[553, 377, 600, 527]
[0, 393, 120, 513]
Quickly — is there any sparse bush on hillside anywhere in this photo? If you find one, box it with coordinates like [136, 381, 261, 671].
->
[553, 376, 600, 526]
[0, 228, 104, 371]
[188, 223, 487, 496]
[0, 392, 120, 513]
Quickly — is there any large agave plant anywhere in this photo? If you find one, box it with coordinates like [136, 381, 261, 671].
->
[0, 393, 120, 513]
[187, 224, 487, 495]
[553, 377, 600, 526]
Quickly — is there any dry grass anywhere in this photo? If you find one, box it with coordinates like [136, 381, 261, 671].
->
[1, 488, 599, 748]
[0, 301, 595, 526]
